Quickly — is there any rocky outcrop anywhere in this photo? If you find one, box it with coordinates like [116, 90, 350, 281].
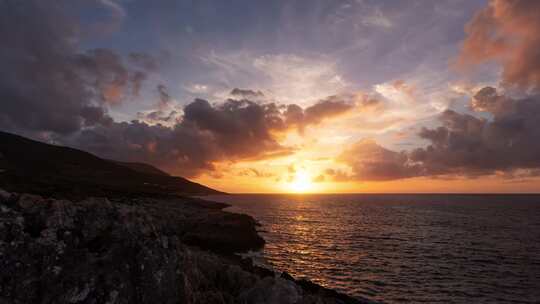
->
[0, 189, 373, 304]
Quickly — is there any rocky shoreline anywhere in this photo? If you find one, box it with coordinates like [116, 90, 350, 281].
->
[0, 189, 374, 304]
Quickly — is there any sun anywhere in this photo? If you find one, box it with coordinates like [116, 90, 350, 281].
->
[289, 170, 314, 193]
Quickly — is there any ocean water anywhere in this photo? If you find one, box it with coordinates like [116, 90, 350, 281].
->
[206, 194, 540, 303]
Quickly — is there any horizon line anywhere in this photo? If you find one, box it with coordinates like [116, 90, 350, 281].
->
[208, 192, 540, 195]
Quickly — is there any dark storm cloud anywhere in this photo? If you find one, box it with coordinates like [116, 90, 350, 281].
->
[336, 87, 540, 181]
[70, 94, 356, 177]
[70, 98, 289, 177]
[284, 95, 355, 132]
[230, 88, 264, 99]
[69, 119, 220, 177]
[457, 0, 540, 91]
[410, 88, 540, 176]
[80, 106, 114, 127]
[181, 98, 289, 159]
[0, 0, 154, 135]
[304, 96, 355, 124]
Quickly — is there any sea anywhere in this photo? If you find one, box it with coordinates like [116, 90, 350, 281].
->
[206, 194, 540, 304]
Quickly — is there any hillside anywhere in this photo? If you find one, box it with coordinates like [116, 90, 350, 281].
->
[0, 131, 222, 199]
[114, 160, 171, 176]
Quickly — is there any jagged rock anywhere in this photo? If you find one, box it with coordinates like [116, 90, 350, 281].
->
[238, 277, 302, 304]
[0, 191, 372, 304]
[0, 188, 10, 201]
[16, 193, 45, 210]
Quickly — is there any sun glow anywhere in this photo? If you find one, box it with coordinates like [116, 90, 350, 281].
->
[288, 170, 315, 193]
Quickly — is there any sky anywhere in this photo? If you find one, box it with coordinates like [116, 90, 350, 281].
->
[2, 0, 540, 193]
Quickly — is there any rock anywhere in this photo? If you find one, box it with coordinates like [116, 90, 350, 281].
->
[16, 193, 45, 210]
[0, 189, 10, 201]
[0, 193, 372, 304]
[238, 277, 302, 304]
[181, 210, 265, 253]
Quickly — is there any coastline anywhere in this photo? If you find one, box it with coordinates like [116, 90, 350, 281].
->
[0, 189, 374, 304]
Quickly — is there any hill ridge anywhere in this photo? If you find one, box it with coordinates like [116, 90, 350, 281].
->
[0, 131, 222, 199]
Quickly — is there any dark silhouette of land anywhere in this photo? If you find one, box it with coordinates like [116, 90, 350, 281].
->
[0, 131, 222, 200]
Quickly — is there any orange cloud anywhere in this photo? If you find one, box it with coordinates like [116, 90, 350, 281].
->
[103, 84, 124, 105]
[457, 0, 540, 90]
[392, 80, 416, 98]
[337, 139, 419, 181]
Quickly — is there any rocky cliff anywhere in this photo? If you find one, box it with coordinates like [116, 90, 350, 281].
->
[0, 189, 373, 304]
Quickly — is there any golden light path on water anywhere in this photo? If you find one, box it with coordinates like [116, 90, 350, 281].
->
[209, 194, 540, 303]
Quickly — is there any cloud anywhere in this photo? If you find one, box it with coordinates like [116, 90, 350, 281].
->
[470, 86, 512, 115]
[374, 80, 416, 105]
[91, 0, 127, 35]
[313, 174, 325, 183]
[337, 139, 419, 181]
[69, 94, 355, 177]
[0, 9, 355, 179]
[0, 1, 155, 135]
[184, 83, 210, 94]
[230, 88, 265, 99]
[361, 7, 393, 29]
[304, 96, 355, 123]
[457, 0, 540, 91]
[181, 98, 288, 159]
[353, 92, 386, 114]
[69, 120, 220, 178]
[136, 85, 182, 126]
[411, 87, 540, 176]
[284, 95, 356, 132]
[137, 109, 179, 126]
[157, 84, 172, 108]
[80, 106, 114, 127]
[253, 54, 349, 104]
[79, 99, 288, 176]
[336, 86, 540, 181]
[324, 168, 355, 182]
[201, 52, 349, 105]
[236, 168, 275, 178]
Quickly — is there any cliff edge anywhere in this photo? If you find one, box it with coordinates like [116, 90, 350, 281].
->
[0, 189, 374, 304]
